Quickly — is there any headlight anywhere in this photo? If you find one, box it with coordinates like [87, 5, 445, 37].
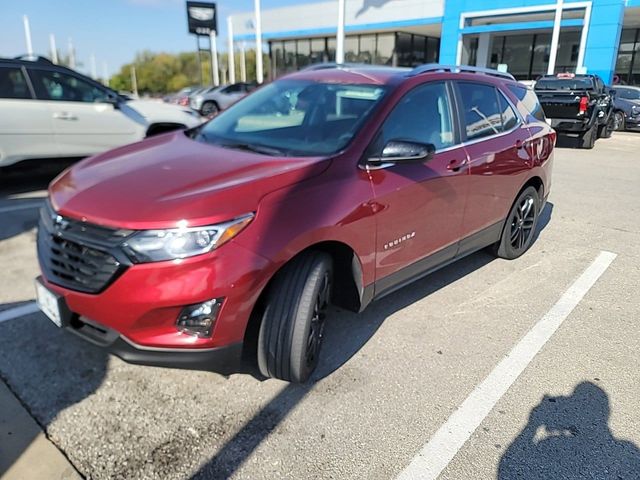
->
[122, 214, 254, 263]
[632, 106, 639, 117]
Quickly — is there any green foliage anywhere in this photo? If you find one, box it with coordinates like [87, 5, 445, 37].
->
[108, 49, 271, 94]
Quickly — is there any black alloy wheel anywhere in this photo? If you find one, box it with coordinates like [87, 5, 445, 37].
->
[493, 186, 540, 260]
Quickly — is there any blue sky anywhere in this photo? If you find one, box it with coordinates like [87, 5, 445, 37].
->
[0, 0, 314, 78]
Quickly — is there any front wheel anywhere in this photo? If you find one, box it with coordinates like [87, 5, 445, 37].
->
[613, 111, 626, 132]
[257, 252, 333, 383]
[201, 101, 219, 117]
[493, 186, 540, 260]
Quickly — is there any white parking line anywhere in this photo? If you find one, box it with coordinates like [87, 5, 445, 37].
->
[396, 250, 617, 480]
[0, 302, 40, 324]
[0, 202, 43, 214]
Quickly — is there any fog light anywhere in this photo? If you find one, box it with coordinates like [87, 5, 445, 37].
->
[176, 299, 223, 337]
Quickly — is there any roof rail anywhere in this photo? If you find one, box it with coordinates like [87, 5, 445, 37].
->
[407, 64, 515, 81]
[13, 54, 54, 64]
[300, 62, 392, 72]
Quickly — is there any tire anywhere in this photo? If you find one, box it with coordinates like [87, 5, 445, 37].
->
[493, 186, 540, 260]
[257, 251, 333, 383]
[613, 111, 625, 132]
[580, 125, 596, 149]
[201, 101, 219, 117]
[598, 115, 614, 139]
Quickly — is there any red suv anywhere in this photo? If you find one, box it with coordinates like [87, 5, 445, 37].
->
[36, 64, 554, 383]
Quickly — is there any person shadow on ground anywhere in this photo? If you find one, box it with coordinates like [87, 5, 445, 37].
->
[499, 381, 640, 479]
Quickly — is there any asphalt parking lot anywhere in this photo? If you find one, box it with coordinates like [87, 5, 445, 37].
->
[1, 134, 639, 480]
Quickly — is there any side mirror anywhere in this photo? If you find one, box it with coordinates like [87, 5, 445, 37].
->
[369, 140, 435, 165]
[103, 94, 121, 109]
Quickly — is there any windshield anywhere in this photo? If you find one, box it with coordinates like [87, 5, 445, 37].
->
[535, 77, 594, 91]
[193, 80, 387, 156]
[615, 88, 640, 100]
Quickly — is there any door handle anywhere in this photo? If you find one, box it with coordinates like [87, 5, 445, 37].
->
[53, 112, 78, 121]
[446, 158, 467, 172]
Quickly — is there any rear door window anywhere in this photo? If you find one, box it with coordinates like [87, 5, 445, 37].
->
[0, 67, 32, 99]
[457, 82, 503, 141]
[29, 69, 109, 103]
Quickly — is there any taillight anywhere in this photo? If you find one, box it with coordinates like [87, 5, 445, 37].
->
[579, 96, 589, 114]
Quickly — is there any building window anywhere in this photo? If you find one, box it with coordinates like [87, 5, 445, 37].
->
[268, 31, 439, 78]
[615, 28, 640, 85]
[376, 33, 395, 66]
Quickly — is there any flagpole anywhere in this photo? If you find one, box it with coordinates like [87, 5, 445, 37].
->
[23, 15, 33, 56]
[336, 0, 346, 64]
[49, 34, 59, 63]
[210, 31, 220, 86]
[254, 0, 263, 83]
[227, 16, 236, 84]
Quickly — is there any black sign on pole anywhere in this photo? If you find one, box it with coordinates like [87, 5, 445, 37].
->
[186, 1, 217, 36]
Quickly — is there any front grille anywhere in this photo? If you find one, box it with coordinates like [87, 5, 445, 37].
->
[37, 202, 133, 293]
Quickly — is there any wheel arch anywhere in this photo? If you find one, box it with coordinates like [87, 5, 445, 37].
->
[242, 240, 365, 363]
[146, 122, 186, 137]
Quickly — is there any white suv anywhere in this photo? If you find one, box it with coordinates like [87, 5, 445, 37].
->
[0, 56, 203, 168]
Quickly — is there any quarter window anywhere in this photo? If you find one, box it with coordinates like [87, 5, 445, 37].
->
[0, 67, 31, 99]
[498, 91, 519, 131]
[379, 82, 455, 150]
[457, 82, 503, 141]
[29, 69, 109, 103]
[508, 84, 546, 122]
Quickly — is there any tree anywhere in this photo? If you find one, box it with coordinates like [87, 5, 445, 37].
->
[108, 49, 271, 94]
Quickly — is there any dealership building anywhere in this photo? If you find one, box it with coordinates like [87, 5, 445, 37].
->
[231, 0, 640, 85]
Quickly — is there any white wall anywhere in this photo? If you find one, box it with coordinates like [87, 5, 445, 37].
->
[232, 0, 444, 39]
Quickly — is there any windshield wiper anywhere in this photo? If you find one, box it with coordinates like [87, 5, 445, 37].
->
[220, 142, 289, 156]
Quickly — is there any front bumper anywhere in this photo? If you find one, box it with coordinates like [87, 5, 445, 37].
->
[38, 239, 273, 356]
[624, 114, 640, 130]
[549, 118, 592, 134]
[64, 312, 243, 373]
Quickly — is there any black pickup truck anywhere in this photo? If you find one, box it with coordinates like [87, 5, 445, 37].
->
[534, 74, 615, 149]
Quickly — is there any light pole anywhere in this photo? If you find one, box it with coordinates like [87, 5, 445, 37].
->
[240, 42, 247, 82]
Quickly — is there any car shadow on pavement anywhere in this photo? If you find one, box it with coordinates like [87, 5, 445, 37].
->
[0, 159, 78, 241]
[192, 201, 555, 479]
[0, 159, 77, 196]
[0, 304, 108, 478]
[499, 381, 640, 479]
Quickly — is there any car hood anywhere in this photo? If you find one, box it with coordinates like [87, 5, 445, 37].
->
[50, 131, 330, 230]
[124, 99, 202, 127]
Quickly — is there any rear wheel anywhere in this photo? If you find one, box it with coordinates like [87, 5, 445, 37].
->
[580, 125, 596, 149]
[257, 251, 333, 383]
[201, 101, 219, 117]
[493, 186, 540, 260]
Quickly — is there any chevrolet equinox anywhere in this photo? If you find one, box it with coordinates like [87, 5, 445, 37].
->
[36, 64, 555, 383]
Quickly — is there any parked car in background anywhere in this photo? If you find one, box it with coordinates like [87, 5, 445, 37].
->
[534, 73, 615, 149]
[612, 85, 640, 131]
[190, 82, 257, 116]
[36, 64, 554, 383]
[166, 85, 201, 106]
[0, 56, 202, 168]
